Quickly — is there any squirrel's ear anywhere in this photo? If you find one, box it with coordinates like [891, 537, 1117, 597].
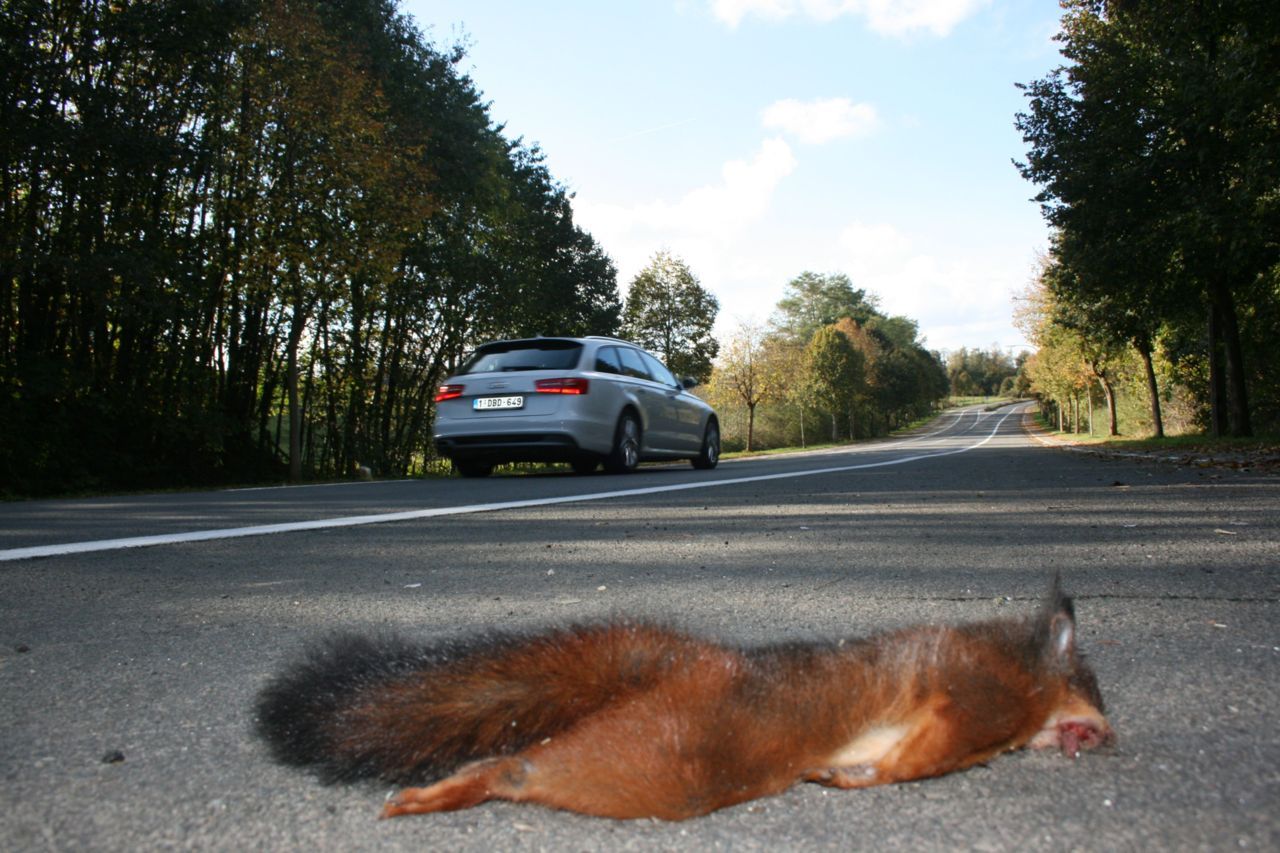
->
[1048, 611, 1075, 660]
[1037, 574, 1077, 666]
[1046, 573, 1073, 618]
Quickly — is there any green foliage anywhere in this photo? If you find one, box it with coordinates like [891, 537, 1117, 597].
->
[946, 347, 1019, 397]
[705, 273, 946, 451]
[0, 0, 620, 495]
[803, 326, 866, 441]
[1016, 0, 1280, 436]
[710, 322, 781, 452]
[771, 272, 879, 343]
[1020, 271, 1203, 437]
[621, 251, 719, 382]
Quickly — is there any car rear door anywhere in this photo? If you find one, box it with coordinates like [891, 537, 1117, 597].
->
[612, 346, 678, 451]
[638, 351, 702, 452]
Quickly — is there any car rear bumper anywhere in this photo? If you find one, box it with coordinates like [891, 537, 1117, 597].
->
[434, 432, 591, 465]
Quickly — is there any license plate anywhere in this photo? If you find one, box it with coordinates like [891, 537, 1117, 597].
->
[473, 395, 524, 411]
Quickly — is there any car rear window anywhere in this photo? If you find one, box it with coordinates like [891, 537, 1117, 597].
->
[457, 340, 584, 374]
[594, 346, 623, 374]
[614, 346, 652, 380]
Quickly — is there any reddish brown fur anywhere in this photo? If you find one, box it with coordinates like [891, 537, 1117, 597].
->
[327, 623, 705, 782]
[256, 584, 1113, 821]
[377, 615, 1112, 819]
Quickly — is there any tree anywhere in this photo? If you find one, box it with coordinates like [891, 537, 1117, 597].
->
[1018, 269, 1139, 435]
[0, 0, 622, 495]
[771, 271, 879, 343]
[830, 317, 883, 438]
[947, 347, 1018, 397]
[694, 266, 949, 453]
[857, 314, 947, 429]
[763, 274, 946, 440]
[1038, 248, 1165, 436]
[622, 251, 719, 381]
[803, 325, 866, 441]
[476, 145, 620, 340]
[713, 321, 781, 452]
[1028, 327, 1093, 432]
[1016, 0, 1280, 437]
[231, 0, 434, 481]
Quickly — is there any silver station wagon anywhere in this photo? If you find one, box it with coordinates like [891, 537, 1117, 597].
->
[433, 336, 720, 477]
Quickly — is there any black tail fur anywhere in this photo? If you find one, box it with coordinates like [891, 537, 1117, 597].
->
[254, 621, 701, 784]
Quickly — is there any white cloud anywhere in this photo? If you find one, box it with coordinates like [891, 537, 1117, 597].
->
[838, 221, 912, 268]
[760, 97, 879, 144]
[832, 220, 1027, 350]
[710, 0, 788, 27]
[575, 137, 797, 290]
[710, 0, 991, 37]
[572, 136, 1027, 352]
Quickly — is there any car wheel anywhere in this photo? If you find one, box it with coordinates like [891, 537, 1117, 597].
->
[691, 421, 720, 470]
[604, 412, 641, 474]
[454, 460, 493, 478]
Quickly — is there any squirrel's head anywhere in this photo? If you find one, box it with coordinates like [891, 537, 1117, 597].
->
[1028, 576, 1115, 757]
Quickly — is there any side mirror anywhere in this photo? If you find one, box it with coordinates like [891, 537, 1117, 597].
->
[681, 376, 699, 390]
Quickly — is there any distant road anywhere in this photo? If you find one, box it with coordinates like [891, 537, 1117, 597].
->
[1, 404, 1017, 560]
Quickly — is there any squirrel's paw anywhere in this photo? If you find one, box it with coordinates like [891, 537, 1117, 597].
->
[380, 759, 510, 818]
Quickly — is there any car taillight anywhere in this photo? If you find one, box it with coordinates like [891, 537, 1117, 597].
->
[534, 378, 589, 395]
[434, 384, 465, 402]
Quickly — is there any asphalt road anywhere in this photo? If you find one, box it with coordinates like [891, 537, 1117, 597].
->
[1, 404, 1276, 851]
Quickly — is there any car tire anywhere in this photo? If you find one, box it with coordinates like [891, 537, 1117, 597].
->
[603, 412, 641, 474]
[454, 460, 493, 478]
[691, 420, 720, 470]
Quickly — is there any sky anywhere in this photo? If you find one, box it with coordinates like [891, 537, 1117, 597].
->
[399, 0, 1066, 356]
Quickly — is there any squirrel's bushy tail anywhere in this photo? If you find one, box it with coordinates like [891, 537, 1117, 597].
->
[254, 621, 697, 784]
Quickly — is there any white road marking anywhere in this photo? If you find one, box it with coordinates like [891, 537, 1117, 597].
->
[1, 409, 1018, 562]
[223, 478, 415, 493]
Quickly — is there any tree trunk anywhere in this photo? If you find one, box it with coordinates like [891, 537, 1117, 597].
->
[1098, 374, 1118, 436]
[1136, 339, 1164, 438]
[746, 402, 756, 452]
[1206, 302, 1229, 437]
[286, 305, 306, 483]
[1209, 278, 1251, 436]
[287, 351, 301, 482]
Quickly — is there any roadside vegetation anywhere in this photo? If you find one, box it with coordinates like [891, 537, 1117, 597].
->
[703, 298, 1032, 456]
[1029, 411, 1278, 472]
[9, 1, 1271, 498]
[702, 273, 952, 454]
[2, 0, 624, 496]
[1015, 1, 1278, 442]
[1036, 425, 1276, 454]
[0, 1, 944, 497]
